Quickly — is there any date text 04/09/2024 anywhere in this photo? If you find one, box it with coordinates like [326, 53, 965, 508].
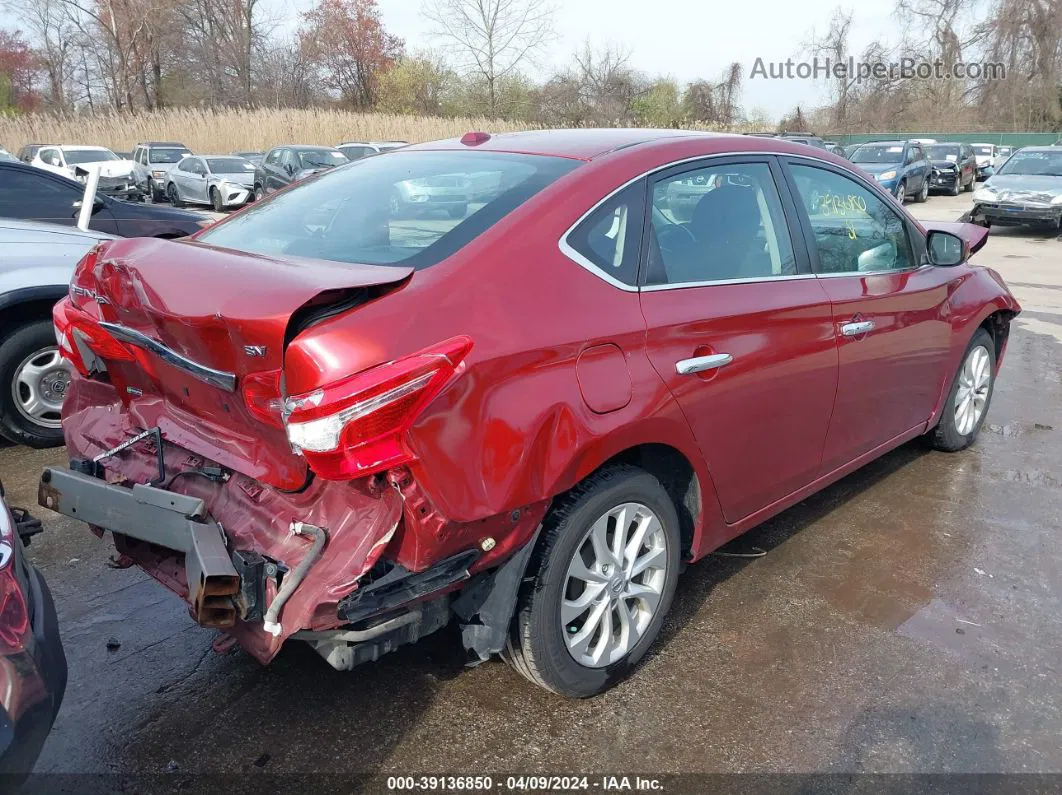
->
[385, 776, 664, 791]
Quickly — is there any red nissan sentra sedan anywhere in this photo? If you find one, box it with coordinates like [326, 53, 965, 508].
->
[41, 129, 1019, 697]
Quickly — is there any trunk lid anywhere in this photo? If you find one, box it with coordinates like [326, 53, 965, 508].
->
[71, 237, 412, 487]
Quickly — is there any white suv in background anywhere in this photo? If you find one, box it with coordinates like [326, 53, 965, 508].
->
[31, 145, 141, 200]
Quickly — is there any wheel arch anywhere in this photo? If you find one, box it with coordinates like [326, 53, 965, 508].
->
[0, 287, 67, 343]
[580, 443, 701, 559]
[928, 281, 1020, 429]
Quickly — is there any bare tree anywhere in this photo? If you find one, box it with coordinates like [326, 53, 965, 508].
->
[805, 7, 857, 127]
[424, 0, 554, 116]
[6, 0, 76, 109]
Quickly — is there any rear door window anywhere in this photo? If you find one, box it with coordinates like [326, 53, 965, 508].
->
[198, 151, 580, 270]
[646, 162, 797, 285]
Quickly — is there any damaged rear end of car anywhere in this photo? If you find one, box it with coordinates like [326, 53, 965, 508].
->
[41, 147, 579, 670]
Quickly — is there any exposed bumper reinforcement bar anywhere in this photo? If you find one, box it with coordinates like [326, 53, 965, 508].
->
[38, 467, 240, 627]
[337, 549, 479, 624]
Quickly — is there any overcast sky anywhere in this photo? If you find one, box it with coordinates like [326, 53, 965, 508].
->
[0, 0, 905, 117]
[373, 0, 903, 117]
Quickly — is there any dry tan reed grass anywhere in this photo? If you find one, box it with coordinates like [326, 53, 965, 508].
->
[0, 107, 531, 154]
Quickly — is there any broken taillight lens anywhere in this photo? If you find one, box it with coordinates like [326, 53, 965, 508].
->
[284, 336, 473, 480]
[53, 298, 134, 376]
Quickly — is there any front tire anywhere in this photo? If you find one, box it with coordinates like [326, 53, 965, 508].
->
[504, 465, 681, 697]
[210, 188, 224, 213]
[895, 182, 906, 204]
[931, 328, 996, 452]
[167, 183, 183, 208]
[0, 320, 69, 448]
[254, 184, 265, 201]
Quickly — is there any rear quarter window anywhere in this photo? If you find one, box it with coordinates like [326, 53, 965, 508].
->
[563, 182, 645, 287]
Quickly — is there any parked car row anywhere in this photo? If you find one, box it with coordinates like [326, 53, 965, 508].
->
[971, 146, 1062, 231]
[11, 139, 409, 210]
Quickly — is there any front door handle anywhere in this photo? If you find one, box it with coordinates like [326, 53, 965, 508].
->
[676, 353, 733, 375]
[840, 320, 875, 337]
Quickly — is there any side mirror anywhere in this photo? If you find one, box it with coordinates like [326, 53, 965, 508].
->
[927, 230, 965, 266]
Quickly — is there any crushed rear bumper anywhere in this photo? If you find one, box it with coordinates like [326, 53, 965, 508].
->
[39, 467, 240, 627]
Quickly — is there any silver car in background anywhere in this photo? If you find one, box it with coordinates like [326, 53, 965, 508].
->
[165, 155, 256, 212]
[0, 220, 116, 447]
[337, 141, 408, 161]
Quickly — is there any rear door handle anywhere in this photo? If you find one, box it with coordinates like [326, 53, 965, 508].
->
[840, 320, 875, 337]
[676, 353, 733, 375]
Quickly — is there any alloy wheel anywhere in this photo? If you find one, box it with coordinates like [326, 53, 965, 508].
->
[955, 344, 991, 436]
[561, 502, 669, 668]
[12, 346, 69, 430]
[896, 183, 905, 204]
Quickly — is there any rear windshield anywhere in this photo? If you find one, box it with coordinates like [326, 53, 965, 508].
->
[206, 157, 255, 173]
[851, 145, 904, 164]
[197, 151, 580, 269]
[974, 146, 994, 155]
[65, 149, 119, 164]
[151, 148, 190, 163]
[297, 148, 348, 168]
[926, 145, 960, 160]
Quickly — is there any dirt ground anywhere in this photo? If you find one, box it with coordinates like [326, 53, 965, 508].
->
[2, 189, 1060, 791]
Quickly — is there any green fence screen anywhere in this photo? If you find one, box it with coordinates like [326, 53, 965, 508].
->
[826, 132, 1061, 147]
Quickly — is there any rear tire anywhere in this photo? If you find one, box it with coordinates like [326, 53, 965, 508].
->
[931, 328, 996, 452]
[504, 464, 681, 698]
[916, 177, 929, 203]
[0, 320, 69, 448]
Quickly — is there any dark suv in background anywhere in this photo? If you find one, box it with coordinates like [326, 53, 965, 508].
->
[926, 142, 978, 195]
[253, 145, 349, 199]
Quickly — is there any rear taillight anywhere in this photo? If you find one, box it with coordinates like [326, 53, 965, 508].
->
[53, 298, 135, 376]
[284, 336, 473, 480]
[0, 505, 29, 654]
